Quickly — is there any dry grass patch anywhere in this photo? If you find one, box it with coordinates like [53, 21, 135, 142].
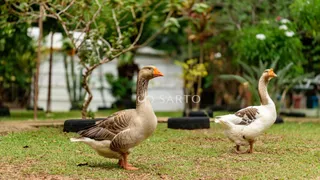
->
[0, 122, 320, 179]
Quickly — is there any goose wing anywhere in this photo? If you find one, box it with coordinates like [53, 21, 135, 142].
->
[215, 106, 261, 125]
[78, 109, 134, 141]
[234, 106, 261, 125]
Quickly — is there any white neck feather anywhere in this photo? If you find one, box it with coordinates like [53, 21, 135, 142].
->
[258, 75, 274, 106]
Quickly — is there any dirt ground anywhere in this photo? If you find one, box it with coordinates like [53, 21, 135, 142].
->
[0, 116, 319, 179]
[0, 161, 74, 180]
[0, 116, 319, 135]
[0, 120, 64, 135]
[0, 117, 172, 135]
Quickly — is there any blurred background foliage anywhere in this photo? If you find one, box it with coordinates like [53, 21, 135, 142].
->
[0, 0, 319, 110]
[0, 22, 35, 107]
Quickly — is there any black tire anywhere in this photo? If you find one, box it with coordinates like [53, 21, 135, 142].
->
[183, 110, 213, 118]
[26, 106, 44, 111]
[97, 106, 112, 111]
[168, 117, 210, 130]
[63, 118, 105, 132]
[274, 116, 284, 124]
[286, 112, 306, 117]
[0, 107, 10, 117]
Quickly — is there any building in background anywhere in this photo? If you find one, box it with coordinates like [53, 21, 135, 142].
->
[29, 30, 184, 112]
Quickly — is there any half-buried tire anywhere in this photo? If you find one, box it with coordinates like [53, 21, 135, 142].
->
[183, 110, 213, 118]
[274, 116, 284, 124]
[0, 107, 10, 117]
[63, 118, 105, 132]
[168, 117, 210, 130]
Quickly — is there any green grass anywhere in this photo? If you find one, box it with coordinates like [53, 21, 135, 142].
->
[0, 122, 320, 179]
[0, 110, 184, 121]
[0, 110, 230, 121]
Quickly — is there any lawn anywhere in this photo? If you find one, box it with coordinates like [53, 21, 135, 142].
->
[0, 110, 184, 121]
[0, 122, 320, 179]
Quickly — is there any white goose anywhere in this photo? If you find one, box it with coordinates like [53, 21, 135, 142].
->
[70, 66, 163, 170]
[215, 69, 277, 153]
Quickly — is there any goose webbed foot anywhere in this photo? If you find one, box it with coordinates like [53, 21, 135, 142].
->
[234, 144, 252, 154]
[234, 145, 244, 154]
[118, 153, 139, 170]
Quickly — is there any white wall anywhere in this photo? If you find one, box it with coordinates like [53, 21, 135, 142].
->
[36, 50, 184, 112]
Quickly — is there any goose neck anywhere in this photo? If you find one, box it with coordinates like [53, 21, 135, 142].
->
[136, 75, 149, 108]
[258, 76, 271, 105]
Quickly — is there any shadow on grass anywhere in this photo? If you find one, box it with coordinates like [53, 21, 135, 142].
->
[87, 161, 120, 170]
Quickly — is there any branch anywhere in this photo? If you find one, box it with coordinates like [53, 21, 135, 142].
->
[57, 0, 75, 15]
[131, 18, 145, 47]
[227, 7, 241, 30]
[99, 37, 112, 50]
[130, 6, 136, 19]
[75, 0, 105, 49]
[43, 3, 74, 44]
[120, 1, 164, 29]
[138, 10, 174, 48]
[112, 9, 122, 43]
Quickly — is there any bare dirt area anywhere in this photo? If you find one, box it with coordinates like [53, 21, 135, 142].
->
[284, 117, 320, 123]
[0, 118, 170, 135]
[0, 161, 74, 180]
[0, 120, 64, 135]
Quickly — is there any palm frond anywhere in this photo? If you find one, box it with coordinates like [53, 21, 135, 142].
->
[270, 58, 279, 69]
[219, 74, 248, 84]
[238, 61, 254, 77]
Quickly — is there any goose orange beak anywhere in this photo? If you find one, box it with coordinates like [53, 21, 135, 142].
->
[268, 69, 277, 78]
[153, 67, 164, 77]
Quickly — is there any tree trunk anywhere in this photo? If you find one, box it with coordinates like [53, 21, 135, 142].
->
[0, 85, 4, 108]
[70, 54, 77, 105]
[185, 38, 192, 113]
[62, 53, 72, 104]
[81, 70, 93, 119]
[46, 32, 54, 113]
[195, 42, 204, 110]
[98, 66, 107, 107]
[34, 4, 43, 120]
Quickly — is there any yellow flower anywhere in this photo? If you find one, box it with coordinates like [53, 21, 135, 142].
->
[11, 76, 16, 81]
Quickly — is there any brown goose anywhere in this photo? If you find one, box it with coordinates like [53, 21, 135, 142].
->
[215, 69, 277, 154]
[70, 66, 163, 170]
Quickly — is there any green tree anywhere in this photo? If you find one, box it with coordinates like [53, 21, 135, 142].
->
[0, 23, 36, 108]
[232, 19, 305, 70]
[6, 0, 179, 118]
[291, 0, 320, 72]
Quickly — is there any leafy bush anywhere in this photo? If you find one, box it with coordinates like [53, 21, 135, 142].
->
[0, 23, 35, 106]
[232, 19, 305, 71]
[291, 0, 320, 36]
[105, 73, 135, 101]
[220, 59, 314, 112]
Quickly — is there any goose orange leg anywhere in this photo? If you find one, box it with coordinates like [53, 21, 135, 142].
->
[247, 140, 254, 154]
[235, 145, 242, 154]
[119, 153, 138, 170]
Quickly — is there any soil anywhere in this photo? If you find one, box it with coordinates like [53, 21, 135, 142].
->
[0, 120, 64, 135]
[0, 117, 172, 135]
[1, 116, 319, 135]
[0, 161, 74, 180]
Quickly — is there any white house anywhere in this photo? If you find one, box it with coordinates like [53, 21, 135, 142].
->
[29, 30, 184, 112]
